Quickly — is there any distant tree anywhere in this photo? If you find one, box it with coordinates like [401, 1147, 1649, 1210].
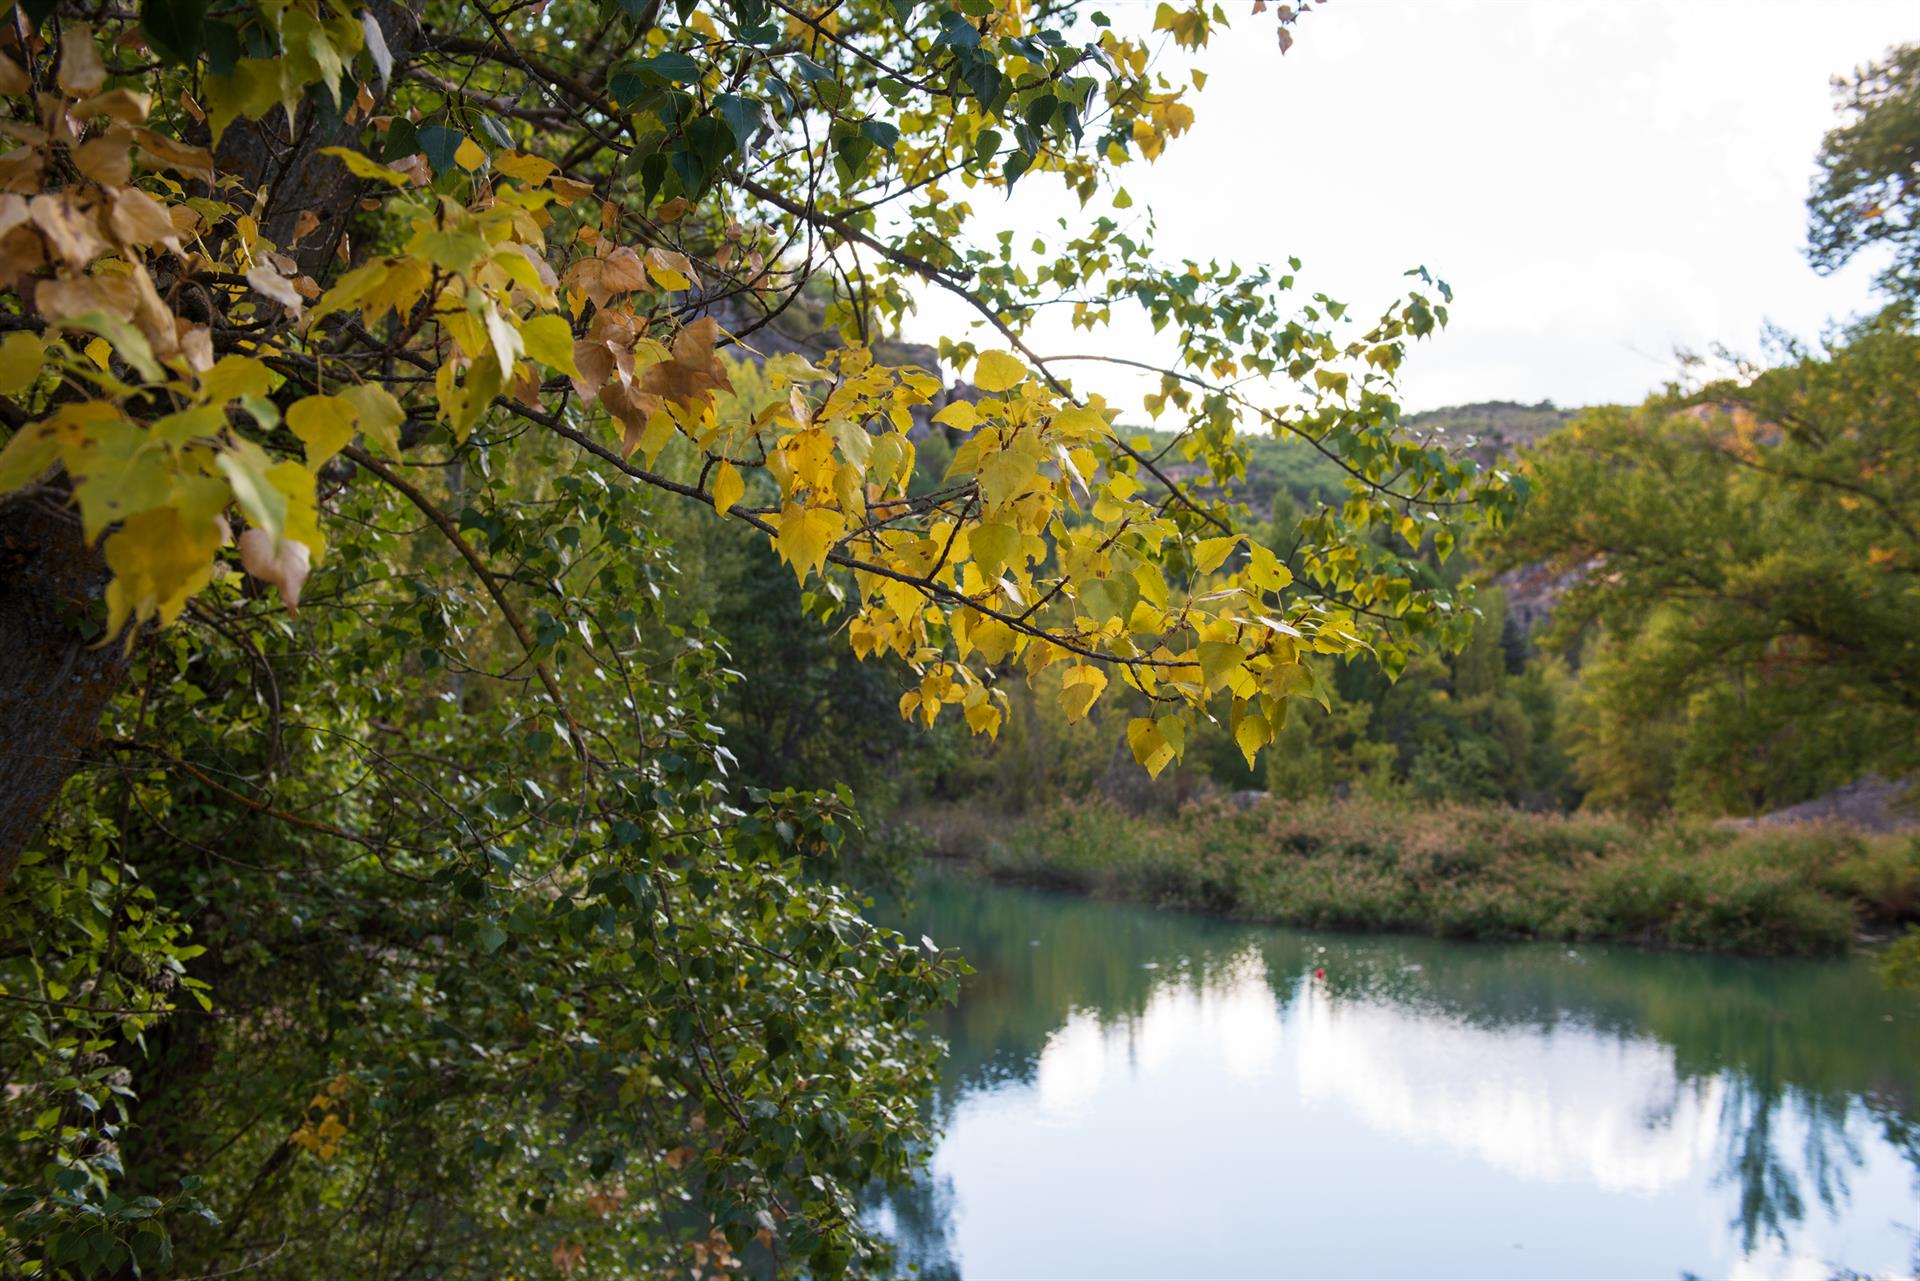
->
[1808, 43, 1920, 299]
[1498, 313, 1920, 814]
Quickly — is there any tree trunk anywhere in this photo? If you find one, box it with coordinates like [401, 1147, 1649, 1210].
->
[0, 4, 426, 886]
[0, 495, 131, 889]
[216, 0, 422, 274]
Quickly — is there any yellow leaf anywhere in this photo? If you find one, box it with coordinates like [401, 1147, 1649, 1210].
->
[967, 521, 1021, 578]
[454, 137, 487, 171]
[1059, 664, 1107, 723]
[972, 349, 1027, 393]
[1193, 534, 1240, 575]
[1051, 403, 1112, 438]
[1232, 702, 1271, 768]
[101, 506, 220, 641]
[0, 419, 61, 492]
[772, 503, 844, 580]
[517, 313, 579, 378]
[1198, 640, 1244, 693]
[199, 354, 273, 403]
[319, 145, 409, 186]
[711, 460, 744, 515]
[340, 383, 404, 456]
[932, 400, 977, 430]
[977, 441, 1041, 509]
[965, 700, 1002, 739]
[287, 394, 356, 470]
[1127, 717, 1176, 779]
[0, 330, 43, 395]
[494, 150, 557, 185]
[1248, 541, 1292, 591]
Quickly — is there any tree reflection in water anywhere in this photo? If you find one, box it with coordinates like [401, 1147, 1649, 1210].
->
[864, 872, 1920, 1278]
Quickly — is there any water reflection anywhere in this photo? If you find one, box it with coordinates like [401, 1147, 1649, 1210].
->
[869, 874, 1920, 1280]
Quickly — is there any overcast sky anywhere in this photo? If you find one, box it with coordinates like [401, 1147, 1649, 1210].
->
[911, 0, 1915, 414]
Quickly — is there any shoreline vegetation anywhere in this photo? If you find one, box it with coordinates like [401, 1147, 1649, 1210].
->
[897, 800, 1920, 959]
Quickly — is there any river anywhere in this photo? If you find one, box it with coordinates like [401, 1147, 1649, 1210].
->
[865, 872, 1920, 1279]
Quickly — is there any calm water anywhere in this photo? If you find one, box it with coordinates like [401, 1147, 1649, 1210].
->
[866, 874, 1920, 1280]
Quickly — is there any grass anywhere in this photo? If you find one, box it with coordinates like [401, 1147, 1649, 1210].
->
[900, 799, 1920, 958]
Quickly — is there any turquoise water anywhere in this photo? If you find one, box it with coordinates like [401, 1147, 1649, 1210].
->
[867, 873, 1920, 1279]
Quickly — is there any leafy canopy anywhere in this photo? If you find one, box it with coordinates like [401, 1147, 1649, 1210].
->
[1808, 43, 1920, 301]
[1495, 313, 1920, 815]
[0, 0, 1518, 781]
[0, 0, 1523, 1275]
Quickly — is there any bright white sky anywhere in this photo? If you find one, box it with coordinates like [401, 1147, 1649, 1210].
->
[911, 0, 1915, 414]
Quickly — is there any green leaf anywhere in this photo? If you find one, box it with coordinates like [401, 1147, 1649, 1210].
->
[216, 445, 289, 541]
[140, 0, 208, 64]
[609, 50, 700, 106]
[417, 124, 463, 175]
[935, 9, 981, 48]
[713, 93, 769, 153]
[320, 145, 409, 186]
[54, 312, 162, 384]
[518, 314, 579, 378]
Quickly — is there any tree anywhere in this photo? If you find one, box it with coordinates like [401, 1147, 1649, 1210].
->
[0, 1, 1517, 1274]
[1808, 43, 1920, 301]
[1496, 314, 1920, 814]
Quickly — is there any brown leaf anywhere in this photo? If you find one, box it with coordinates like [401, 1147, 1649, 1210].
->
[509, 364, 542, 408]
[246, 264, 305, 317]
[599, 380, 663, 457]
[0, 147, 45, 195]
[549, 175, 592, 205]
[57, 26, 107, 96]
[238, 528, 311, 613]
[73, 134, 132, 186]
[29, 193, 109, 267]
[125, 260, 181, 358]
[131, 128, 214, 184]
[0, 226, 46, 289]
[178, 323, 213, 371]
[389, 152, 431, 186]
[571, 338, 614, 400]
[178, 89, 204, 124]
[107, 187, 181, 252]
[0, 54, 29, 96]
[35, 273, 135, 325]
[638, 315, 732, 409]
[75, 89, 152, 124]
[565, 245, 647, 308]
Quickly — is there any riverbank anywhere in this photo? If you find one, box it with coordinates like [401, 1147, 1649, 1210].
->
[897, 799, 1920, 957]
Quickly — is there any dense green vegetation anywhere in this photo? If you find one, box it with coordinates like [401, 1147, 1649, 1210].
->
[2, 2, 1918, 1275]
[903, 799, 1918, 957]
[0, 1, 1526, 1276]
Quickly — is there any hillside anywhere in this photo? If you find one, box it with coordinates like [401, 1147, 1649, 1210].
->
[1404, 400, 1579, 467]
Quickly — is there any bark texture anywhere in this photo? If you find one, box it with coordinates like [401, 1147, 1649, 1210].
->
[0, 495, 131, 888]
[216, 0, 422, 275]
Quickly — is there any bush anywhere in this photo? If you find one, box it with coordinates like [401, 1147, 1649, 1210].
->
[907, 798, 1918, 958]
